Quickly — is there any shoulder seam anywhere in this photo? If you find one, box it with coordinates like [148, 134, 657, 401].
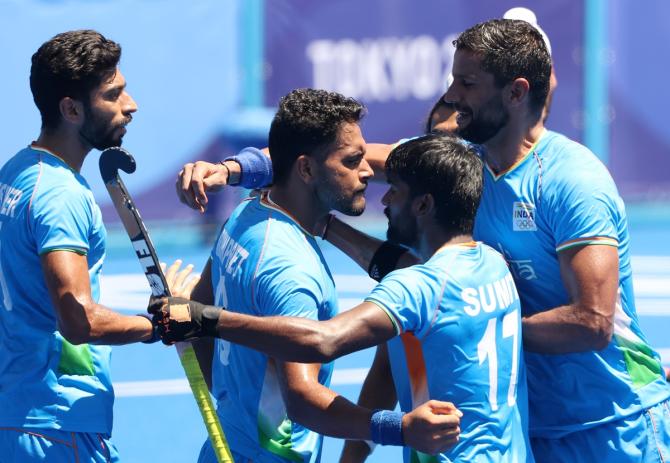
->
[26, 153, 45, 236]
[421, 251, 462, 339]
[250, 211, 272, 314]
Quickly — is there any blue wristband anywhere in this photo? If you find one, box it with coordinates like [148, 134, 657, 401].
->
[224, 147, 273, 189]
[370, 409, 405, 446]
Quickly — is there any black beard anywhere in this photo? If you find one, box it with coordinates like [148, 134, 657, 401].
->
[316, 182, 366, 217]
[386, 218, 417, 248]
[79, 126, 122, 151]
[455, 94, 510, 144]
[457, 110, 509, 144]
[80, 106, 128, 150]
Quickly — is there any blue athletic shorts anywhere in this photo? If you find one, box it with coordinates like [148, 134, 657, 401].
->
[531, 400, 670, 463]
[0, 427, 119, 462]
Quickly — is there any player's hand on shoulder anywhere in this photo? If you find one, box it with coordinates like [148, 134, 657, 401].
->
[402, 400, 462, 455]
[176, 160, 229, 213]
[161, 260, 200, 299]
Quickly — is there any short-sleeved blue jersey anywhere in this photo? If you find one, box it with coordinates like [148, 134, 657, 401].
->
[473, 130, 670, 436]
[210, 192, 338, 462]
[367, 242, 531, 462]
[0, 146, 112, 433]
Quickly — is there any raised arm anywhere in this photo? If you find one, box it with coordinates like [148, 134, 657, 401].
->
[42, 250, 154, 345]
[176, 143, 395, 212]
[364, 143, 393, 181]
[176, 147, 271, 212]
[522, 244, 618, 353]
[176, 160, 241, 212]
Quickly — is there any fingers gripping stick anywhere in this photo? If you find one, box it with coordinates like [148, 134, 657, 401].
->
[99, 147, 233, 463]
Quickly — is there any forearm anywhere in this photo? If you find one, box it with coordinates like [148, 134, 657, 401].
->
[526, 245, 619, 354]
[44, 251, 154, 345]
[292, 381, 461, 455]
[365, 143, 392, 182]
[213, 310, 387, 363]
[326, 218, 418, 278]
[522, 303, 613, 353]
[326, 217, 384, 272]
[357, 346, 397, 411]
[340, 345, 397, 462]
[213, 312, 332, 362]
[153, 299, 395, 361]
[219, 160, 241, 185]
[288, 383, 374, 440]
[224, 147, 272, 189]
[59, 301, 153, 345]
[340, 441, 372, 463]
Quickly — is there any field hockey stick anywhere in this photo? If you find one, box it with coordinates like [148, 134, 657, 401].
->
[99, 147, 232, 463]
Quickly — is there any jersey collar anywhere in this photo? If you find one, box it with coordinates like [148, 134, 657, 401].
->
[484, 129, 547, 181]
[29, 143, 77, 173]
[432, 240, 478, 258]
[259, 191, 315, 237]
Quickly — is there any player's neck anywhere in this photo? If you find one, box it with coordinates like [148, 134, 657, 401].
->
[417, 225, 473, 261]
[268, 184, 325, 237]
[34, 129, 91, 172]
[483, 119, 545, 175]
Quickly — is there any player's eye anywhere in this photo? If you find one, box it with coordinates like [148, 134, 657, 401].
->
[104, 89, 122, 101]
[344, 154, 363, 168]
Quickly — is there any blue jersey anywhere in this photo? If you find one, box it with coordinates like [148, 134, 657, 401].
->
[209, 192, 338, 463]
[0, 146, 112, 433]
[474, 130, 670, 437]
[367, 242, 530, 463]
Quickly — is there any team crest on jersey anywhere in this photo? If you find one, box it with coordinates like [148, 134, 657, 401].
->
[512, 202, 537, 231]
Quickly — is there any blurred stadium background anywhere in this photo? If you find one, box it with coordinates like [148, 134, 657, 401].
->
[1, 0, 668, 461]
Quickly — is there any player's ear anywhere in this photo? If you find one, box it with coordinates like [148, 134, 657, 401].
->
[412, 193, 434, 218]
[507, 78, 530, 108]
[59, 97, 85, 125]
[296, 154, 316, 185]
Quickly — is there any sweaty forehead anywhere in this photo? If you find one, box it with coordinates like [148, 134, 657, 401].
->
[335, 122, 364, 149]
[451, 50, 486, 78]
[94, 68, 124, 92]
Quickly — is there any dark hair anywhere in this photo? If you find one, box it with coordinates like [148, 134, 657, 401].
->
[454, 19, 551, 117]
[386, 134, 483, 235]
[268, 88, 365, 185]
[30, 30, 121, 130]
[424, 97, 455, 134]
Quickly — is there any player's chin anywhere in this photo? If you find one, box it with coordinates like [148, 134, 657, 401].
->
[96, 133, 125, 150]
[338, 197, 366, 216]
